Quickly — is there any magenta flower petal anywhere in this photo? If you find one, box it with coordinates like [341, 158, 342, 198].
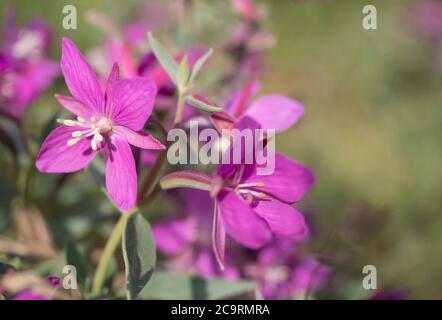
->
[244, 152, 315, 203]
[245, 95, 304, 133]
[36, 126, 96, 173]
[253, 199, 308, 238]
[113, 126, 164, 150]
[107, 78, 157, 131]
[194, 249, 219, 279]
[61, 37, 103, 114]
[218, 191, 271, 248]
[105, 136, 137, 211]
[291, 259, 330, 292]
[153, 216, 196, 256]
[54, 95, 93, 120]
[11, 290, 51, 300]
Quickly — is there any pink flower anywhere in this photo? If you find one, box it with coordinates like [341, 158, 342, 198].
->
[210, 150, 314, 266]
[244, 240, 330, 299]
[230, 0, 256, 21]
[11, 276, 60, 300]
[0, 10, 58, 118]
[161, 147, 314, 268]
[36, 38, 165, 211]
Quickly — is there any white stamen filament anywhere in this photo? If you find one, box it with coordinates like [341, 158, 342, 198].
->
[237, 182, 265, 189]
[59, 116, 110, 151]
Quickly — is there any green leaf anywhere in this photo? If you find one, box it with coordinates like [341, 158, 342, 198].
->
[122, 212, 156, 300]
[139, 272, 256, 300]
[176, 56, 190, 90]
[160, 171, 212, 192]
[147, 32, 178, 85]
[189, 48, 213, 83]
[185, 94, 223, 113]
[64, 241, 89, 290]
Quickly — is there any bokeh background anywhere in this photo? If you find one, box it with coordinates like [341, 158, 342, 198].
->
[1, 0, 441, 299]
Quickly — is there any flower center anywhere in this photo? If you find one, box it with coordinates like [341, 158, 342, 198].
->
[59, 116, 113, 151]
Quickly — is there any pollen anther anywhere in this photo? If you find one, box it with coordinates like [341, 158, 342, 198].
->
[67, 138, 79, 146]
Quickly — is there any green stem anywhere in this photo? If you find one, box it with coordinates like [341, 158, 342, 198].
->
[137, 147, 167, 204]
[136, 117, 169, 204]
[92, 208, 136, 295]
[174, 94, 185, 125]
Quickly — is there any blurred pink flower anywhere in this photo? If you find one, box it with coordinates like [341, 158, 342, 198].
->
[244, 240, 330, 299]
[153, 190, 240, 280]
[153, 191, 327, 299]
[415, 0, 442, 74]
[230, 0, 256, 21]
[11, 276, 60, 300]
[36, 38, 164, 211]
[0, 10, 58, 118]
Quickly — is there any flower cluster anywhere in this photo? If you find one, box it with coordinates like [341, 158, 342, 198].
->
[0, 1, 335, 301]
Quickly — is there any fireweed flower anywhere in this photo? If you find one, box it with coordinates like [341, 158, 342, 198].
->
[0, 10, 58, 117]
[224, 1, 275, 82]
[162, 94, 313, 268]
[230, 0, 256, 22]
[210, 149, 314, 266]
[36, 38, 164, 211]
[11, 276, 60, 300]
[0, 272, 60, 300]
[243, 239, 330, 299]
[161, 145, 314, 268]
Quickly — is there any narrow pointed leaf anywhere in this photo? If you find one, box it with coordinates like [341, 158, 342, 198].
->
[185, 94, 223, 113]
[122, 212, 156, 300]
[176, 56, 190, 89]
[160, 171, 211, 192]
[147, 32, 178, 85]
[189, 48, 213, 83]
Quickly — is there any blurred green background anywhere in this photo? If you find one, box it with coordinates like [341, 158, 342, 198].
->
[1, 0, 441, 298]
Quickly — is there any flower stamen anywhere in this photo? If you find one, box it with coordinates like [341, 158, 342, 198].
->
[59, 116, 111, 151]
[237, 181, 265, 189]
